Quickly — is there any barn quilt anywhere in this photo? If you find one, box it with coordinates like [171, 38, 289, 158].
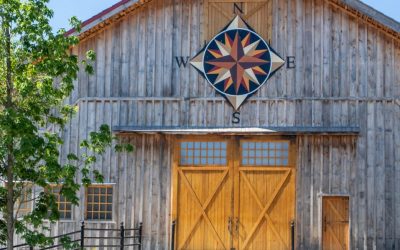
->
[191, 15, 285, 110]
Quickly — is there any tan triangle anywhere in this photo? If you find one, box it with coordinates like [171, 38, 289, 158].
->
[215, 69, 231, 83]
[226, 15, 250, 30]
[243, 40, 260, 55]
[270, 51, 285, 73]
[244, 69, 259, 85]
[190, 51, 205, 73]
[216, 40, 230, 56]
[226, 94, 248, 110]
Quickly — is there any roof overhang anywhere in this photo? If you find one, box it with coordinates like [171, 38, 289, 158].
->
[66, 0, 400, 41]
[65, 0, 148, 37]
[339, 0, 400, 33]
[113, 126, 360, 135]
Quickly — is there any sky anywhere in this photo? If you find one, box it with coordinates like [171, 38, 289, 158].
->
[48, 0, 400, 32]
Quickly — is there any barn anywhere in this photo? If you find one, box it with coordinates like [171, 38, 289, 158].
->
[32, 0, 400, 249]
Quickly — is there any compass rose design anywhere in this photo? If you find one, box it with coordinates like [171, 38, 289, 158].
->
[191, 16, 285, 110]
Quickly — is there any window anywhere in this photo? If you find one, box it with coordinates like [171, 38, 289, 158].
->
[85, 185, 113, 220]
[180, 141, 227, 165]
[241, 141, 289, 166]
[50, 186, 72, 220]
[16, 185, 32, 217]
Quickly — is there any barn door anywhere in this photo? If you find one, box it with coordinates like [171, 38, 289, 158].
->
[173, 139, 234, 250]
[205, 0, 272, 41]
[322, 197, 350, 250]
[235, 140, 296, 250]
[172, 137, 296, 250]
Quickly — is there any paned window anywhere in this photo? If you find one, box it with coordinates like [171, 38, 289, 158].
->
[85, 185, 113, 220]
[180, 141, 227, 165]
[16, 185, 32, 217]
[241, 141, 289, 166]
[50, 186, 72, 220]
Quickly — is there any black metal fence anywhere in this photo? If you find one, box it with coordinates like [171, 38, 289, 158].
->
[2, 221, 142, 250]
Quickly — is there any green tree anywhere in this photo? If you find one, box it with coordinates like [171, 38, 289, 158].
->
[0, 0, 132, 248]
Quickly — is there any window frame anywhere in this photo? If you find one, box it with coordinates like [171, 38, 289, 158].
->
[84, 184, 114, 221]
[47, 184, 74, 221]
[15, 182, 33, 217]
[240, 140, 292, 167]
[178, 140, 229, 167]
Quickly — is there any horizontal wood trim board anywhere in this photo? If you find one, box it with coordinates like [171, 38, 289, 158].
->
[73, 97, 400, 104]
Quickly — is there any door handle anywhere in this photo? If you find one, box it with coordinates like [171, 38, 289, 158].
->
[235, 217, 239, 235]
[290, 220, 295, 250]
[228, 217, 232, 234]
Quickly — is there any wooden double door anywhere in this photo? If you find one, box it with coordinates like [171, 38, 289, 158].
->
[172, 136, 296, 250]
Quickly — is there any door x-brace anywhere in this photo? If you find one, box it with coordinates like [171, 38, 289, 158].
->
[240, 169, 291, 250]
[177, 169, 229, 250]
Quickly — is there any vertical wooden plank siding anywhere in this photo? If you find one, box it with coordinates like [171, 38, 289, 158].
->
[23, 0, 400, 249]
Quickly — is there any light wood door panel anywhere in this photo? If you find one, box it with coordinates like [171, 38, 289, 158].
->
[235, 138, 296, 250]
[237, 169, 294, 250]
[174, 139, 234, 250]
[322, 197, 350, 250]
[176, 168, 232, 249]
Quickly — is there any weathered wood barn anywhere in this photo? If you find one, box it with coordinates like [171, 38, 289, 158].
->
[29, 0, 400, 249]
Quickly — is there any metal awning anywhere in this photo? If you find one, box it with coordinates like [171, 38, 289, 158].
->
[113, 126, 360, 135]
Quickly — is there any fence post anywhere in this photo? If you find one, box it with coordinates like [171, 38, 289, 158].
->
[138, 222, 143, 250]
[30, 246, 33, 250]
[80, 221, 85, 249]
[120, 222, 125, 250]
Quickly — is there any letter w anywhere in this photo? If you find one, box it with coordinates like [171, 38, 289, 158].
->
[175, 56, 190, 68]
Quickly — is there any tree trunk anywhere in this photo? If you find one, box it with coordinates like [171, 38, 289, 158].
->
[4, 22, 15, 250]
[6, 156, 14, 250]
